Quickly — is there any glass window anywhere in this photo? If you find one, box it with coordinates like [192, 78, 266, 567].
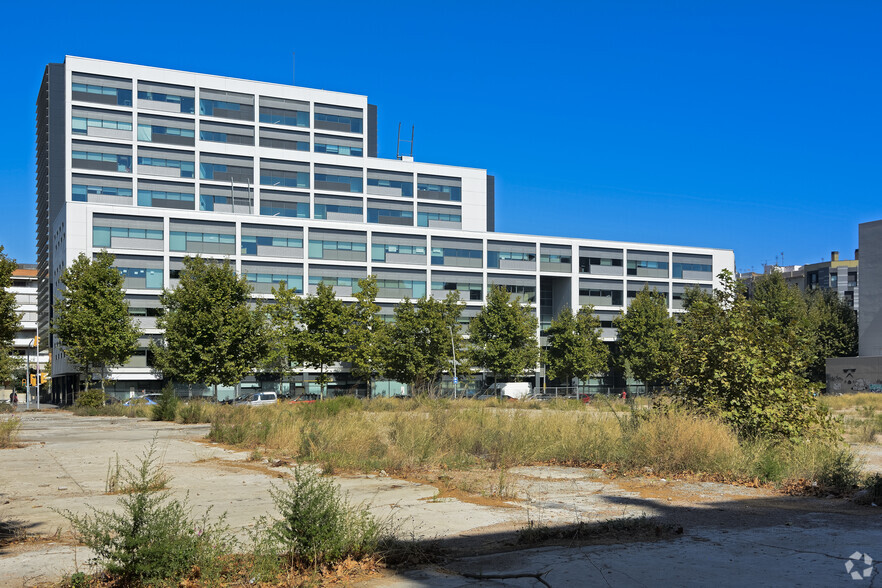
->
[417, 182, 461, 201]
[93, 226, 111, 247]
[417, 212, 462, 227]
[138, 90, 195, 114]
[259, 107, 308, 127]
[73, 83, 132, 106]
[314, 203, 362, 219]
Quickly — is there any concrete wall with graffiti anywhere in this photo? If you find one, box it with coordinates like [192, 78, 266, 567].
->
[826, 356, 882, 393]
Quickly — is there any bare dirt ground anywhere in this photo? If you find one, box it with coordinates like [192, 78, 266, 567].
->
[1, 411, 879, 587]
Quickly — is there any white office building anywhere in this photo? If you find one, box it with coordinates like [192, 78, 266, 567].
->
[36, 57, 735, 400]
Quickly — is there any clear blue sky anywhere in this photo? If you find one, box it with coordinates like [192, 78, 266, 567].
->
[1, 1, 879, 272]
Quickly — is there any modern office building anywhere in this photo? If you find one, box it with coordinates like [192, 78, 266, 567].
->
[36, 56, 735, 400]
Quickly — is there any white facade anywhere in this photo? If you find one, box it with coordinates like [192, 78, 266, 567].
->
[37, 57, 735, 392]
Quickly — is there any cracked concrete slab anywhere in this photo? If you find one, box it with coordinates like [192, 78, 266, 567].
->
[1, 411, 880, 587]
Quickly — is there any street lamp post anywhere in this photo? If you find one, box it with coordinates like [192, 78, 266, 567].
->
[449, 325, 457, 399]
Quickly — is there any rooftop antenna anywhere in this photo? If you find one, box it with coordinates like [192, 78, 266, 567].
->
[396, 123, 414, 161]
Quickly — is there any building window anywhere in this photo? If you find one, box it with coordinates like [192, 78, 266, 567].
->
[117, 267, 163, 290]
[260, 200, 309, 218]
[94, 226, 162, 248]
[308, 240, 367, 260]
[314, 134, 363, 157]
[431, 247, 483, 267]
[73, 117, 132, 134]
[418, 211, 462, 227]
[245, 273, 303, 294]
[73, 151, 132, 173]
[376, 279, 426, 299]
[138, 90, 194, 114]
[169, 231, 235, 253]
[73, 184, 132, 202]
[488, 251, 535, 268]
[73, 83, 132, 106]
[371, 243, 426, 262]
[431, 280, 482, 301]
[672, 262, 712, 279]
[367, 208, 413, 224]
[137, 156, 194, 178]
[314, 172, 362, 193]
[138, 190, 194, 208]
[137, 124, 194, 142]
[314, 203, 362, 219]
[417, 181, 461, 201]
[367, 177, 413, 197]
[241, 235, 303, 255]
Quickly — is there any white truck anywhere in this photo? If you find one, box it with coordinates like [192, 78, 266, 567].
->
[484, 382, 532, 400]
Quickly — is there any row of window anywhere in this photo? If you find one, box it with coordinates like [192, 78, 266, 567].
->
[91, 223, 715, 277]
[74, 82, 363, 133]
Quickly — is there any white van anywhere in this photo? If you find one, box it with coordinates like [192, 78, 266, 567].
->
[484, 382, 532, 400]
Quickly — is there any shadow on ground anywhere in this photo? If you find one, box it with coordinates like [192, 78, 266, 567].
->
[372, 493, 882, 587]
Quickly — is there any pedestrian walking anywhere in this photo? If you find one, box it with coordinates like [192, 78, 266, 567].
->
[10, 390, 18, 409]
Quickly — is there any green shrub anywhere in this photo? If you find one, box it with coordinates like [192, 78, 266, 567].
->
[856, 474, 882, 505]
[0, 416, 21, 448]
[178, 400, 208, 424]
[61, 440, 232, 584]
[258, 466, 382, 568]
[75, 389, 106, 408]
[151, 384, 178, 422]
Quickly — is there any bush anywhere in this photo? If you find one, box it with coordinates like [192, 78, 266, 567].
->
[178, 400, 209, 424]
[259, 466, 382, 568]
[0, 416, 21, 448]
[75, 389, 106, 408]
[151, 384, 178, 422]
[61, 440, 232, 584]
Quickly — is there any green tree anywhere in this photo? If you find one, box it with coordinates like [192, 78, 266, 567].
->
[544, 306, 609, 388]
[805, 288, 858, 383]
[613, 285, 678, 388]
[673, 270, 831, 439]
[152, 257, 266, 399]
[383, 293, 465, 395]
[296, 282, 349, 398]
[468, 285, 539, 382]
[346, 276, 385, 396]
[0, 246, 21, 384]
[51, 252, 141, 394]
[265, 281, 303, 386]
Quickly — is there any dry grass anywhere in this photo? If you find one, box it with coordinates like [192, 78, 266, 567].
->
[205, 397, 861, 489]
[0, 416, 21, 448]
[821, 392, 882, 411]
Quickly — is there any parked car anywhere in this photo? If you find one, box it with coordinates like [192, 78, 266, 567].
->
[123, 394, 160, 406]
[288, 393, 320, 404]
[232, 392, 278, 406]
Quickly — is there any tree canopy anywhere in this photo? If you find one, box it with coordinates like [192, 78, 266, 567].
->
[152, 257, 266, 395]
[673, 270, 832, 439]
[346, 276, 386, 394]
[0, 246, 21, 384]
[805, 287, 858, 383]
[544, 306, 609, 387]
[295, 282, 350, 397]
[382, 293, 465, 394]
[51, 251, 141, 392]
[613, 285, 678, 388]
[468, 285, 539, 382]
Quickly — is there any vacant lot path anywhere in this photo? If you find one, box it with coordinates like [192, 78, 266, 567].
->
[0, 411, 879, 587]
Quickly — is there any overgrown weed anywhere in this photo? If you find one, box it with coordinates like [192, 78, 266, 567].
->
[0, 416, 21, 448]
